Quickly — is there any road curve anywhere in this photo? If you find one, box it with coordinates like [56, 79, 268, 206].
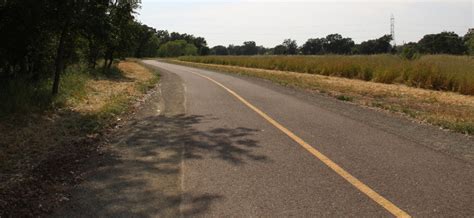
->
[53, 60, 473, 217]
[143, 60, 473, 217]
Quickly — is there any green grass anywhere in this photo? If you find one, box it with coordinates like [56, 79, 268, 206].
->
[54, 66, 92, 108]
[178, 55, 474, 95]
[0, 79, 52, 116]
[0, 65, 91, 117]
[0, 63, 132, 118]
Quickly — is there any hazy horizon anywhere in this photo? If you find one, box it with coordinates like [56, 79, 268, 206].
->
[137, 0, 473, 47]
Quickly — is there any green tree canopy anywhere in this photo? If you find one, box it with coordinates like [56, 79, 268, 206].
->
[158, 40, 198, 57]
[324, 34, 354, 54]
[273, 45, 287, 55]
[417, 32, 466, 54]
[356, 35, 393, 54]
[241, 41, 258, 55]
[464, 31, 474, 55]
[283, 39, 298, 55]
[210, 45, 229, 55]
[301, 38, 326, 55]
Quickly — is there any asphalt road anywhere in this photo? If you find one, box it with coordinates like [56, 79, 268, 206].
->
[54, 60, 473, 217]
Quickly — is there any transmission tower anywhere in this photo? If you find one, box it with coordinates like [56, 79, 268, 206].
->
[390, 14, 395, 46]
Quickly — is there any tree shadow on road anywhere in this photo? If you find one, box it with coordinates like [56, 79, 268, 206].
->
[53, 114, 269, 217]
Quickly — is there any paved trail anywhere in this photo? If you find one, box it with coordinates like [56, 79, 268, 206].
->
[54, 60, 473, 217]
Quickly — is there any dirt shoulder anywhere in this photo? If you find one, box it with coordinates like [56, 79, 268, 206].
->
[168, 60, 474, 136]
[0, 60, 160, 216]
[51, 61, 187, 217]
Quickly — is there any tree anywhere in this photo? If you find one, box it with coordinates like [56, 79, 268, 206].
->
[193, 37, 210, 55]
[301, 38, 326, 55]
[464, 31, 474, 55]
[257, 46, 268, 55]
[210, 45, 229, 55]
[417, 32, 466, 54]
[0, 0, 141, 95]
[324, 34, 354, 54]
[272, 39, 298, 55]
[241, 41, 258, 55]
[158, 40, 198, 57]
[49, 0, 85, 95]
[81, 0, 110, 69]
[283, 39, 298, 55]
[227, 45, 241, 55]
[273, 45, 287, 55]
[102, 1, 140, 72]
[164, 32, 209, 55]
[357, 35, 393, 54]
[184, 43, 198, 56]
[0, 0, 54, 81]
[156, 30, 170, 46]
[133, 23, 160, 58]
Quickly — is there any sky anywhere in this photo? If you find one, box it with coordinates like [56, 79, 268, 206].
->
[136, 0, 473, 47]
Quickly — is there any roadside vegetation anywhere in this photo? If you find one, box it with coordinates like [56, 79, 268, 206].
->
[169, 59, 474, 135]
[0, 60, 159, 215]
[178, 55, 474, 95]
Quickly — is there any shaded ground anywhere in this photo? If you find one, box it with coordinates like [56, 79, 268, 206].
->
[52, 64, 268, 217]
[0, 61, 158, 216]
[0, 110, 111, 216]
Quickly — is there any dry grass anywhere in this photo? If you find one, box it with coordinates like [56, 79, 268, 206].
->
[72, 61, 155, 113]
[169, 60, 474, 135]
[179, 55, 474, 95]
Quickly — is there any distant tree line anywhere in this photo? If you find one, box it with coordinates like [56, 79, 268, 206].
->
[210, 31, 474, 57]
[210, 41, 267, 56]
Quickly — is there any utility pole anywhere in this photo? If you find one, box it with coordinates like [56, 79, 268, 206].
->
[390, 14, 396, 46]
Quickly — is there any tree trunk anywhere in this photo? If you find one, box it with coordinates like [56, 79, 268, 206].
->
[103, 47, 114, 72]
[87, 37, 99, 69]
[102, 47, 113, 72]
[52, 25, 68, 95]
[107, 56, 113, 69]
[103, 59, 108, 71]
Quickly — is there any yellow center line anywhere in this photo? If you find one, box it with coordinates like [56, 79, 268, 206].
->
[187, 70, 411, 218]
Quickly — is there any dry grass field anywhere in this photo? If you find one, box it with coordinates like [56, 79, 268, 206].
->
[179, 55, 474, 95]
